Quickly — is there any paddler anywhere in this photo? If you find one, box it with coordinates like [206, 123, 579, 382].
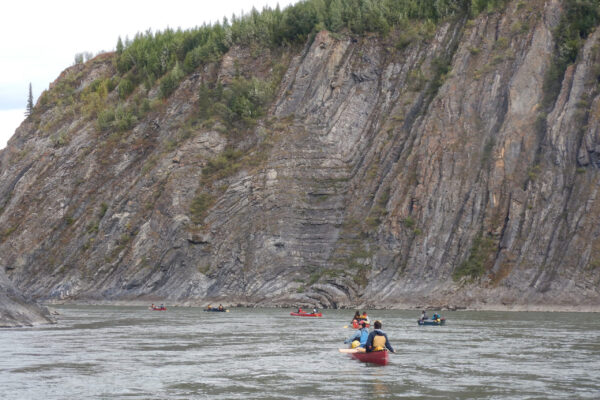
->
[361, 311, 371, 324]
[344, 320, 369, 349]
[351, 310, 361, 328]
[365, 320, 395, 353]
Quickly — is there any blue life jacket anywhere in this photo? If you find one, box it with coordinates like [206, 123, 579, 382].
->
[345, 327, 370, 347]
[359, 328, 369, 347]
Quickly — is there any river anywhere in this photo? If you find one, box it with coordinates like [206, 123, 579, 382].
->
[1, 306, 599, 399]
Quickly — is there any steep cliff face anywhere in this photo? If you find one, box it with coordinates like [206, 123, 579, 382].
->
[1, 0, 599, 310]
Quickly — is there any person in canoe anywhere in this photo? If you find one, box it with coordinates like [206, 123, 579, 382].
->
[360, 311, 371, 324]
[218, 304, 224, 311]
[432, 312, 441, 322]
[207, 304, 212, 311]
[420, 310, 428, 322]
[365, 320, 395, 353]
[297, 307, 303, 313]
[350, 310, 361, 327]
[344, 320, 369, 349]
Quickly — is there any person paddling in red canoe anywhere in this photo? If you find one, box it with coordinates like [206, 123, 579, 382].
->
[365, 320, 395, 353]
[344, 320, 369, 351]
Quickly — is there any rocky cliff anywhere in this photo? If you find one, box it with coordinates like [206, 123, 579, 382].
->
[1, 0, 599, 311]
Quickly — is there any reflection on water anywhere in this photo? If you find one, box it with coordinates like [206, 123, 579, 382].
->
[1, 306, 599, 399]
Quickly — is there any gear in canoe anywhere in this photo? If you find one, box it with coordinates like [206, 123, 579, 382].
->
[418, 318, 445, 325]
[204, 304, 228, 312]
[418, 311, 445, 325]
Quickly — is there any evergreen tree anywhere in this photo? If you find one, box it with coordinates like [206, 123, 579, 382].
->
[25, 83, 33, 117]
[328, 0, 344, 32]
[116, 36, 124, 55]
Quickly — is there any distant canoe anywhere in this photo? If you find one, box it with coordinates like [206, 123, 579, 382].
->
[204, 308, 228, 312]
[150, 306, 166, 311]
[290, 312, 322, 317]
[351, 319, 370, 329]
[418, 318, 445, 326]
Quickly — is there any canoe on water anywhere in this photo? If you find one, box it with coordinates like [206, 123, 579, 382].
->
[290, 312, 322, 317]
[339, 348, 389, 366]
[150, 307, 166, 311]
[351, 320, 370, 329]
[418, 318, 445, 326]
[204, 308, 228, 312]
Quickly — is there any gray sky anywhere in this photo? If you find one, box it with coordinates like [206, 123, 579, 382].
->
[0, 0, 297, 149]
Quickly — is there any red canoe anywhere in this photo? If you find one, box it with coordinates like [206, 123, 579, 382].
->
[351, 350, 389, 366]
[150, 307, 166, 311]
[290, 312, 322, 317]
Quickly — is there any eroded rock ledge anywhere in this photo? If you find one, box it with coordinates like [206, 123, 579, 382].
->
[0, 270, 53, 327]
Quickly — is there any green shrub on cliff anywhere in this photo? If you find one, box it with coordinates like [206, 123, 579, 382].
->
[159, 62, 185, 99]
[202, 148, 244, 181]
[453, 234, 496, 281]
[190, 193, 215, 224]
[470, 0, 509, 15]
[97, 108, 116, 131]
[118, 78, 135, 99]
[196, 76, 276, 132]
[96, 105, 138, 132]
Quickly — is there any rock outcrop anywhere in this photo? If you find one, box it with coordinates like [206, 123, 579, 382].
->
[1, 1, 599, 310]
[0, 269, 53, 327]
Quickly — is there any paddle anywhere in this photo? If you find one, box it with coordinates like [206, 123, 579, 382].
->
[339, 348, 365, 354]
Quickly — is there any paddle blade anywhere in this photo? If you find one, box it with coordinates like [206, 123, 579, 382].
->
[339, 348, 358, 353]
